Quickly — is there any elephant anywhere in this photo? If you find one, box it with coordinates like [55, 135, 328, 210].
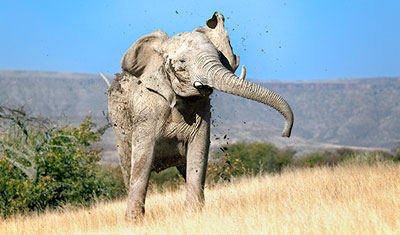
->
[108, 12, 294, 221]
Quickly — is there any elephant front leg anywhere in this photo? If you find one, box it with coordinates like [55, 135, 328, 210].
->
[184, 116, 210, 209]
[125, 132, 156, 221]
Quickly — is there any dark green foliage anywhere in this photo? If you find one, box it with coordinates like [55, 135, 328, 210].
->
[0, 114, 125, 218]
[297, 151, 331, 167]
[211, 142, 294, 174]
[340, 150, 395, 165]
[297, 148, 397, 167]
[149, 168, 185, 191]
[391, 145, 400, 161]
[96, 163, 126, 199]
[206, 152, 247, 186]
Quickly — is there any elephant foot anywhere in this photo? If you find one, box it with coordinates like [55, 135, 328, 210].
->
[125, 202, 145, 222]
[124, 208, 145, 223]
[184, 197, 205, 212]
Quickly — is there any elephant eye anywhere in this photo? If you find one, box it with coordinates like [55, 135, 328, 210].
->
[179, 58, 185, 63]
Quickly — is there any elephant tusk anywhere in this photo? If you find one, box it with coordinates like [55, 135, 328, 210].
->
[100, 72, 111, 88]
[194, 81, 203, 88]
[239, 65, 246, 80]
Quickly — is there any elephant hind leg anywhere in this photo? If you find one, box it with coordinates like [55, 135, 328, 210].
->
[108, 89, 134, 191]
[113, 131, 132, 191]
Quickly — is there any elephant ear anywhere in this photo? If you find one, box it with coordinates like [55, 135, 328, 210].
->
[206, 11, 220, 29]
[121, 30, 169, 76]
[121, 30, 176, 107]
[194, 12, 239, 72]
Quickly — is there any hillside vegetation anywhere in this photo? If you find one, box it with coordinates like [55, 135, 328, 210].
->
[1, 163, 400, 234]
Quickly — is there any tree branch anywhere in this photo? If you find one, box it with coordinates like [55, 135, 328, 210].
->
[2, 146, 37, 181]
[96, 110, 112, 136]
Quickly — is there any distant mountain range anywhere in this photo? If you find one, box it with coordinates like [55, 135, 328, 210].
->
[1, 70, 399, 162]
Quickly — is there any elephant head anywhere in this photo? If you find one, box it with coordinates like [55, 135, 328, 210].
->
[194, 12, 240, 72]
[120, 12, 293, 137]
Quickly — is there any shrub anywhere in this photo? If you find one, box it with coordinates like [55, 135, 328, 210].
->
[95, 163, 126, 200]
[0, 108, 125, 218]
[206, 152, 247, 186]
[211, 142, 295, 174]
[297, 151, 332, 167]
[391, 145, 400, 161]
[148, 167, 185, 192]
[340, 151, 394, 165]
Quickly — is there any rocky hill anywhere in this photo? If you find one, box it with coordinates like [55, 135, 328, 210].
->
[1, 70, 398, 161]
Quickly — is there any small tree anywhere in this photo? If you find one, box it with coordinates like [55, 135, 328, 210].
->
[0, 106, 124, 217]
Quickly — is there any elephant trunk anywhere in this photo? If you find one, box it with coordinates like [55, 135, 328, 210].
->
[195, 53, 294, 137]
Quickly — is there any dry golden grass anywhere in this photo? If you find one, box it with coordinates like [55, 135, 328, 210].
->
[1, 162, 400, 234]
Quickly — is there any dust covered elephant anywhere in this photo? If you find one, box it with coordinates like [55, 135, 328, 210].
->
[108, 12, 294, 220]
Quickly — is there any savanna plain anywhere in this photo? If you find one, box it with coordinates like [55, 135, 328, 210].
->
[1, 162, 400, 234]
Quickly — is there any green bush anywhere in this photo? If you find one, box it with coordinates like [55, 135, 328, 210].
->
[297, 151, 332, 167]
[391, 146, 400, 161]
[206, 152, 247, 186]
[211, 142, 295, 174]
[95, 163, 126, 200]
[0, 115, 125, 218]
[149, 167, 185, 192]
[340, 151, 394, 165]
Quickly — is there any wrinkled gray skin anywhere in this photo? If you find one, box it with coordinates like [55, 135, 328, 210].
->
[108, 12, 294, 221]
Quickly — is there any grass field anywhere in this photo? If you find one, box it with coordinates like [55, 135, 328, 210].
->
[1, 162, 400, 234]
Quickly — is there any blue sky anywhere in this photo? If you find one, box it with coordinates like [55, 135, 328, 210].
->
[1, 0, 399, 81]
